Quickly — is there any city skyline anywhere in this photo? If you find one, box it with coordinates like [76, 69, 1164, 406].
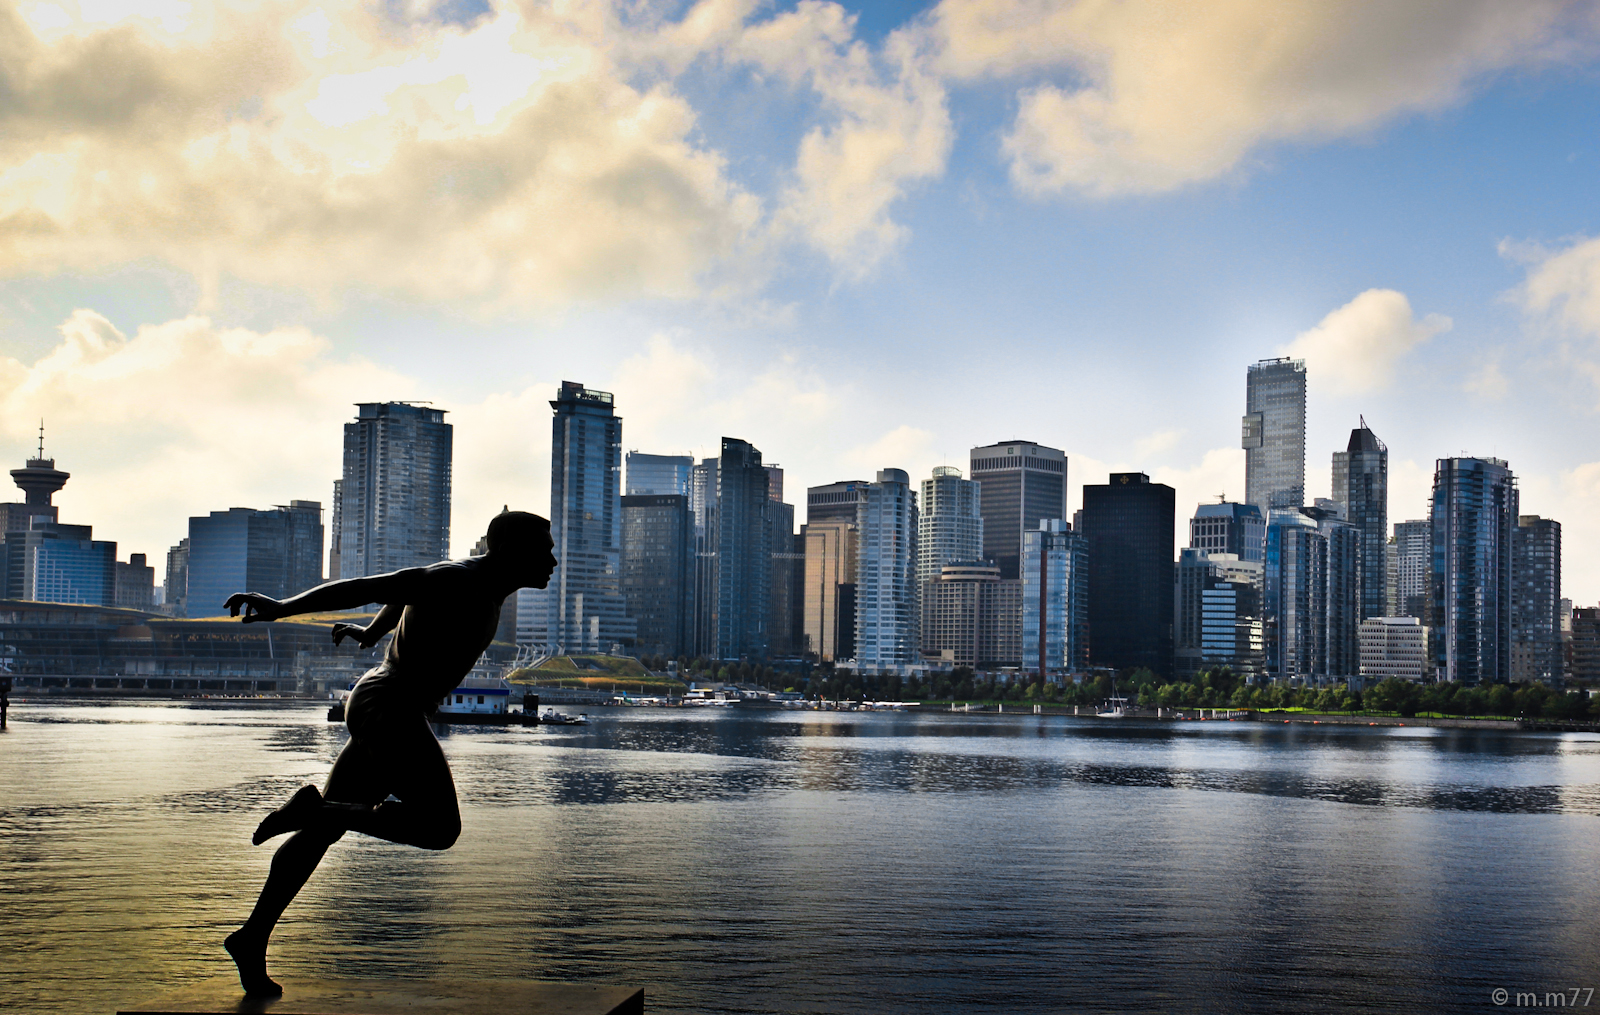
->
[1, 3, 1598, 603]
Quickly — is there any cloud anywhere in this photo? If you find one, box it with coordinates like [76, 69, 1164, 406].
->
[1463, 361, 1510, 400]
[0, 2, 760, 310]
[0, 309, 416, 564]
[1280, 289, 1451, 395]
[923, 0, 1591, 197]
[1514, 234, 1600, 336]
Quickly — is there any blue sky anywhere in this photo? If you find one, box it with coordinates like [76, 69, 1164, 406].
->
[1, 0, 1598, 602]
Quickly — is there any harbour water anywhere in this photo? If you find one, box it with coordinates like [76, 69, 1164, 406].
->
[2, 699, 1598, 1014]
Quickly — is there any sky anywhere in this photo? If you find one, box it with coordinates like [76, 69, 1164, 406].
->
[2, 0, 1599, 602]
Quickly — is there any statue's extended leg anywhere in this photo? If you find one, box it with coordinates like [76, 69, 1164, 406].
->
[228, 707, 458, 995]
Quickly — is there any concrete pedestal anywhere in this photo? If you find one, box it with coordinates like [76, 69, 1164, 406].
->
[118, 976, 644, 1015]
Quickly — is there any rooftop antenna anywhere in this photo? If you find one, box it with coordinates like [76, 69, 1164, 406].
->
[1358, 414, 1367, 430]
[1217, 491, 1227, 503]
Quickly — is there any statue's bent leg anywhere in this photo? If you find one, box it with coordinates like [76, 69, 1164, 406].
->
[339, 708, 460, 851]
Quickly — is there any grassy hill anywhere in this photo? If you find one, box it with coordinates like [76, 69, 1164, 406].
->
[508, 655, 687, 693]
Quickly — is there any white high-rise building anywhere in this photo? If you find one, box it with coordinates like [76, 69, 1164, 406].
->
[917, 466, 982, 589]
[1242, 358, 1307, 516]
[855, 469, 918, 671]
[332, 402, 451, 579]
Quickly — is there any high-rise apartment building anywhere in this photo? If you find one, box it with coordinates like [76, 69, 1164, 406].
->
[921, 562, 1022, 669]
[714, 438, 771, 660]
[1430, 458, 1517, 684]
[332, 402, 451, 579]
[620, 494, 693, 658]
[918, 466, 983, 589]
[1242, 358, 1307, 516]
[802, 520, 857, 662]
[1080, 473, 1175, 676]
[1175, 549, 1264, 681]
[1264, 507, 1360, 684]
[1332, 419, 1388, 621]
[1572, 606, 1600, 683]
[689, 457, 719, 658]
[803, 480, 868, 662]
[626, 452, 693, 496]
[521, 382, 634, 654]
[855, 469, 918, 671]
[185, 502, 325, 618]
[767, 491, 804, 659]
[164, 537, 189, 617]
[1392, 519, 1430, 620]
[114, 553, 155, 611]
[968, 441, 1067, 580]
[1189, 501, 1265, 562]
[1511, 515, 1561, 684]
[1021, 520, 1087, 680]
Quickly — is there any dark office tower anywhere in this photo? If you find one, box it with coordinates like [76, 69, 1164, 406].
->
[714, 438, 770, 660]
[165, 537, 189, 617]
[1430, 458, 1517, 684]
[1392, 519, 1430, 619]
[1242, 358, 1307, 517]
[626, 452, 693, 496]
[1080, 472, 1175, 676]
[1187, 501, 1265, 561]
[531, 382, 635, 654]
[334, 402, 451, 579]
[1332, 418, 1388, 621]
[621, 494, 693, 657]
[1511, 515, 1561, 684]
[767, 499, 804, 658]
[115, 553, 155, 611]
[968, 441, 1067, 579]
[185, 502, 325, 618]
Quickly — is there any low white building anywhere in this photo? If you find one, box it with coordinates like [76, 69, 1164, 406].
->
[1359, 616, 1429, 682]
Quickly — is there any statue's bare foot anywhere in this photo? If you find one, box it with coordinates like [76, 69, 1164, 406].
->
[253, 784, 322, 845]
[224, 929, 281, 997]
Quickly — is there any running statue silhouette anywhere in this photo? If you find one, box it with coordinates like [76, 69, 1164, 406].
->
[221, 510, 557, 997]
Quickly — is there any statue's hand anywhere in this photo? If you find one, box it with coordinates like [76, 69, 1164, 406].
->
[225, 593, 285, 624]
[332, 623, 381, 649]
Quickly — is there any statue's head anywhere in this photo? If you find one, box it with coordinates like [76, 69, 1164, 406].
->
[485, 510, 557, 587]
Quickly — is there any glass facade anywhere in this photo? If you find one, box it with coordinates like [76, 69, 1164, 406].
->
[185, 503, 325, 619]
[1020, 520, 1087, 679]
[1430, 458, 1516, 684]
[1081, 473, 1175, 676]
[968, 442, 1066, 580]
[1332, 421, 1388, 621]
[620, 494, 693, 657]
[625, 453, 693, 496]
[1243, 358, 1307, 515]
[714, 438, 771, 660]
[855, 469, 918, 670]
[1510, 515, 1561, 684]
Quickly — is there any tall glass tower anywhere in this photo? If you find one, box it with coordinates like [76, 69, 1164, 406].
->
[1430, 457, 1517, 684]
[1242, 358, 1307, 517]
[1332, 418, 1387, 621]
[855, 469, 918, 670]
[522, 382, 635, 655]
[333, 402, 451, 579]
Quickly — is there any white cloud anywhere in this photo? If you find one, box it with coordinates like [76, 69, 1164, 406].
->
[1514, 234, 1600, 337]
[1280, 289, 1451, 395]
[0, 2, 760, 311]
[924, 0, 1591, 197]
[1464, 361, 1510, 400]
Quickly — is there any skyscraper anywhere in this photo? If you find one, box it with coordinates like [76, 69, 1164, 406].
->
[1392, 519, 1430, 620]
[968, 441, 1067, 580]
[185, 502, 325, 618]
[1021, 519, 1088, 680]
[1263, 506, 1359, 685]
[1176, 549, 1264, 681]
[803, 480, 868, 662]
[1511, 515, 1561, 684]
[1080, 472, 1175, 676]
[621, 493, 693, 658]
[1332, 418, 1388, 621]
[855, 469, 918, 671]
[1188, 501, 1265, 561]
[918, 466, 983, 589]
[1242, 358, 1307, 516]
[626, 452, 693, 496]
[689, 456, 719, 657]
[714, 437, 770, 660]
[766, 475, 804, 659]
[333, 402, 451, 579]
[1430, 457, 1517, 684]
[523, 382, 634, 655]
[921, 562, 1022, 669]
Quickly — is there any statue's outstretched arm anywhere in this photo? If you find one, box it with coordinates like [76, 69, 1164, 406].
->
[225, 568, 431, 624]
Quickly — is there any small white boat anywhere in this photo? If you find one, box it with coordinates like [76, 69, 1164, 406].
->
[538, 707, 589, 726]
[1096, 696, 1130, 718]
